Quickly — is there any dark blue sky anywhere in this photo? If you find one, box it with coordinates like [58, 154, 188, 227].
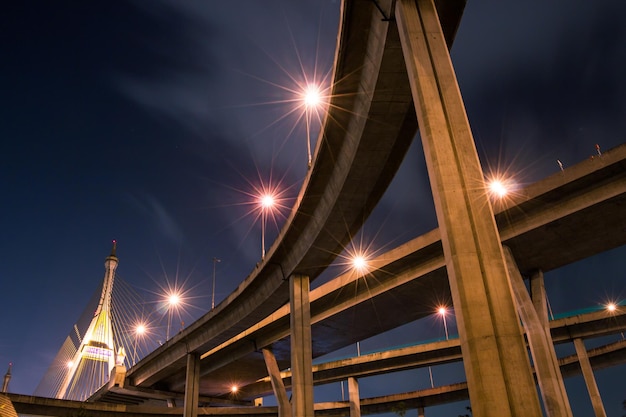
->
[1, 1, 625, 415]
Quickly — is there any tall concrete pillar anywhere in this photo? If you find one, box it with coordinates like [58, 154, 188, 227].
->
[183, 352, 200, 417]
[262, 347, 292, 417]
[395, 1, 542, 416]
[503, 247, 572, 417]
[573, 338, 607, 417]
[418, 406, 425, 417]
[348, 377, 361, 417]
[290, 274, 314, 417]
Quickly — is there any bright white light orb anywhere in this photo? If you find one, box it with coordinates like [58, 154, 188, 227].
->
[136, 324, 146, 335]
[231, 385, 238, 393]
[304, 85, 321, 108]
[352, 255, 367, 271]
[606, 303, 617, 312]
[66, 361, 74, 368]
[261, 194, 275, 209]
[438, 307, 447, 316]
[168, 294, 180, 306]
[489, 180, 508, 198]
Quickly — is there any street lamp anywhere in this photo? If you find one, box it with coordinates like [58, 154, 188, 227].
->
[438, 306, 449, 340]
[303, 84, 322, 168]
[132, 324, 146, 366]
[260, 193, 275, 260]
[166, 293, 180, 341]
[212, 257, 221, 310]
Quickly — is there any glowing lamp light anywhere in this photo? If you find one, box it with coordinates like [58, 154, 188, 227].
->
[168, 294, 180, 306]
[261, 194, 275, 209]
[489, 179, 508, 198]
[606, 303, 617, 312]
[351, 255, 368, 272]
[231, 385, 239, 393]
[304, 85, 321, 108]
[136, 324, 146, 335]
[437, 306, 449, 340]
[66, 361, 74, 368]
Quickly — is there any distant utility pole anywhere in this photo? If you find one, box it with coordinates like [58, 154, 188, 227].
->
[212, 257, 221, 309]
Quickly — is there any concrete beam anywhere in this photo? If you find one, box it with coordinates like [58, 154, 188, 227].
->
[504, 247, 572, 417]
[261, 348, 291, 417]
[573, 339, 607, 417]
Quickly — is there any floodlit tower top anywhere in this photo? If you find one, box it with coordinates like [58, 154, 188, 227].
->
[105, 240, 119, 268]
[2, 362, 12, 393]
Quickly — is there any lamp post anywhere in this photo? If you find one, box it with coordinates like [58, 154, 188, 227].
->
[133, 324, 146, 366]
[303, 85, 321, 168]
[260, 194, 275, 260]
[438, 306, 449, 340]
[212, 257, 220, 310]
[166, 293, 180, 341]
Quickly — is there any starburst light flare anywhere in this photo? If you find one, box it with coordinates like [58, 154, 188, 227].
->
[351, 255, 368, 272]
[304, 84, 322, 108]
[489, 179, 508, 198]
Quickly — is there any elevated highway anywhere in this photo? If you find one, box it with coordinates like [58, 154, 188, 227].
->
[12, 309, 626, 415]
[91, 141, 626, 403]
[122, 0, 466, 394]
[23, 0, 622, 413]
[101, 0, 626, 404]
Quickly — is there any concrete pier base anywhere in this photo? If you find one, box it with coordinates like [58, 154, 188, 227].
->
[183, 353, 199, 417]
[348, 377, 361, 417]
[290, 274, 314, 417]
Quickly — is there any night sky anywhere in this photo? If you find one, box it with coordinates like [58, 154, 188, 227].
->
[1, 1, 625, 416]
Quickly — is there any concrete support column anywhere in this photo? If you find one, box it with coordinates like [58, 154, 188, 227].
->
[530, 270, 550, 329]
[573, 338, 607, 417]
[348, 377, 361, 417]
[290, 274, 314, 417]
[183, 352, 200, 417]
[418, 406, 425, 417]
[262, 347, 292, 417]
[394, 1, 542, 416]
[503, 247, 572, 417]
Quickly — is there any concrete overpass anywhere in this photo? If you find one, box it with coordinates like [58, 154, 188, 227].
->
[10, 309, 626, 415]
[106, 141, 625, 401]
[14, 0, 626, 415]
[120, 0, 467, 396]
[85, 0, 626, 411]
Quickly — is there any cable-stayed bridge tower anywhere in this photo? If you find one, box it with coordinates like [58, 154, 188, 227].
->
[36, 241, 124, 401]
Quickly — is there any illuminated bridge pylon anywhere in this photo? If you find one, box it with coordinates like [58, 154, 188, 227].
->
[34, 241, 157, 401]
[58, 242, 118, 400]
[52, 241, 118, 401]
